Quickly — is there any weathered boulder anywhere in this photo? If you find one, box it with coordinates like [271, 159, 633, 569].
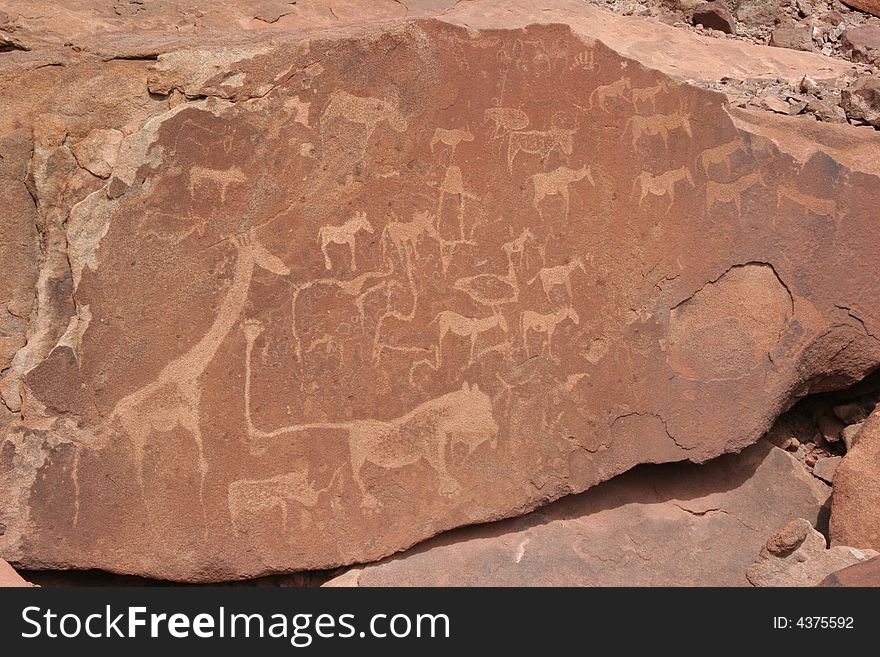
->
[841, 0, 880, 19]
[734, 0, 786, 26]
[769, 26, 814, 52]
[830, 408, 880, 549]
[842, 25, 880, 64]
[324, 442, 831, 586]
[692, 2, 737, 34]
[2, 0, 880, 581]
[820, 556, 880, 586]
[746, 518, 878, 586]
[841, 76, 880, 127]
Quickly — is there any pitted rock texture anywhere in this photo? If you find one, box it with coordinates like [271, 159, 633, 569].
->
[2, 0, 880, 581]
[323, 443, 831, 586]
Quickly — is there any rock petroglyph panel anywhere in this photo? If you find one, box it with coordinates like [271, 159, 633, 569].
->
[2, 17, 880, 581]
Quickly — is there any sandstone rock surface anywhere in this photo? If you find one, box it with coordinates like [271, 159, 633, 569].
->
[2, 0, 880, 581]
[830, 408, 880, 549]
[324, 443, 830, 586]
[0, 558, 31, 587]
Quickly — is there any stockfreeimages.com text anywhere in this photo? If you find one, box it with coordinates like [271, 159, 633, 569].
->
[21, 606, 451, 646]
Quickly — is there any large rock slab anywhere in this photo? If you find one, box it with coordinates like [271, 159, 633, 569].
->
[2, 0, 880, 581]
[830, 408, 880, 549]
[324, 443, 830, 586]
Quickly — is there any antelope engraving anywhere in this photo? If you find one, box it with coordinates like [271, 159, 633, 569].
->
[381, 209, 440, 269]
[589, 78, 632, 112]
[430, 309, 509, 366]
[528, 257, 587, 302]
[700, 140, 741, 176]
[631, 82, 667, 112]
[320, 90, 408, 143]
[521, 306, 580, 360]
[507, 116, 577, 171]
[228, 466, 342, 533]
[705, 171, 767, 216]
[626, 111, 693, 148]
[632, 167, 695, 209]
[501, 227, 544, 271]
[484, 106, 529, 137]
[318, 211, 374, 271]
[530, 164, 594, 218]
[187, 165, 248, 203]
[430, 126, 474, 160]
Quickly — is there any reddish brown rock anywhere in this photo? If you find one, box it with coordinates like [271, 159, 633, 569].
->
[324, 443, 831, 586]
[70, 129, 124, 179]
[842, 25, 880, 64]
[816, 405, 845, 442]
[841, 0, 880, 19]
[769, 26, 814, 52]
[1, 0, 880, 582]
[812, 455, 841, 483]
[831, 408, 880, 549]
[819, 556, 880, 586]
[747, 518, 878, 586]
[692, 1, 737, 34]
[0, 559, 32, 587]
[841, 76, 880, 127]
[734, 0, 786, 26]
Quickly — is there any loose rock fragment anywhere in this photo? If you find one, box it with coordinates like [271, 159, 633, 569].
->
[812, 456, 841, 483]
[831, 409, 880, 549]
[769, 26, 814, 51]
[841, 76, 880, 126]
[692, 1, 737, 34]
[746, 518, 878, 586]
